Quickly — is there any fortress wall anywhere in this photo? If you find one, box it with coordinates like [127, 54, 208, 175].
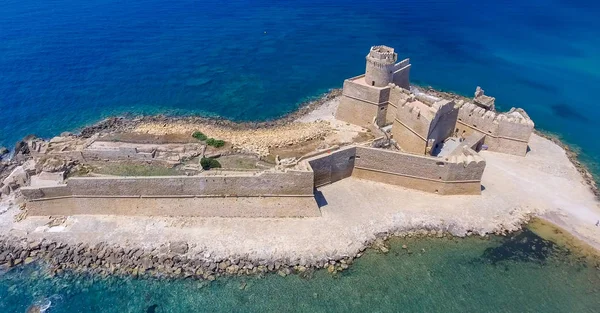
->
[354, 147, 447, 180]
[352, 146, 483, 195]
[483, 136, 529, 156]
[496, 117, 534, 142]
[443, 148, 486, 181]
[336, 96, 380, 128]
[306, 146, 356, 187]
[457, 103, 533, 156]
[426, 101, 459, 151]
[386, 86, 408, 124]
[391, 102, 432, 154]
[26, 196, 320, 217]
[392, 59, 411, 89]
[456, 103, 499, 137]
[65, 171, 313, 197]
[23, 171, 315, 199]
[23, 170, 319, 217]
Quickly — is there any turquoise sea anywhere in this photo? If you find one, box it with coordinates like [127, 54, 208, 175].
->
[2, 227, 600, 313]
[2, 0, 600, 311]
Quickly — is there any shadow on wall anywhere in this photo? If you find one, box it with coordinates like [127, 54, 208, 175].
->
[314, 189, 328, 208]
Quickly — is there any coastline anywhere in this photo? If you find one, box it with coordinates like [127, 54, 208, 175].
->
[1, 88, 600, 280]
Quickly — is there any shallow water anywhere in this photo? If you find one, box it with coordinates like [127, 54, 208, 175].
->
[1, 225, 600, 313]
[1, 0, 600, 174]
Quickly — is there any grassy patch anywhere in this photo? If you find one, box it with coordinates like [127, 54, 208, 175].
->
[192, 131, 208, 141]
[206, 138, 225, 148]
[201, 157, 222, 170]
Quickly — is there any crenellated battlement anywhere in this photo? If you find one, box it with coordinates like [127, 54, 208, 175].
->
[458, 102, 534, 132]
[456, 102, 534, 155]
[368, 45, 397, 63]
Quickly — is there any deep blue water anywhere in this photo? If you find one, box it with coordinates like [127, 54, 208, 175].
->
[1, 0, 600, 171]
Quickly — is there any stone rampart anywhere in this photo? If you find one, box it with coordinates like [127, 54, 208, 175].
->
[24, 170, 313, 200]
[352, 146, 485, 195]
[457, 103, 534, 156]
[305, 146, 356, 187]
[392, 98, 432, 154]
[392, 58, 411, 89]
[22, 169, 319, 217]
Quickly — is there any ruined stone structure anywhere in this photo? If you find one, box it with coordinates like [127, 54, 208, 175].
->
[473, 86, 495, 111]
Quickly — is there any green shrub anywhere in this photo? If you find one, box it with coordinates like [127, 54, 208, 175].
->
[206, 138, 225, 148]
[192, 131, 207, 141]
[200, 157, 221, 170]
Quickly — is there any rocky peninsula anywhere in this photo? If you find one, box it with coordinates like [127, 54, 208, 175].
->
[0, 87, 599, 280]
[1, 44, 600, 279]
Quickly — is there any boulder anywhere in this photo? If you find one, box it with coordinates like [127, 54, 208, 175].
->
[0, 147, 8, 157]
[169, 241, 189, 254]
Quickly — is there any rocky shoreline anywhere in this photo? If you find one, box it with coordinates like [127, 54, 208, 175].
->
[0, 220, 530, 281]
[76, 88, 342, 139]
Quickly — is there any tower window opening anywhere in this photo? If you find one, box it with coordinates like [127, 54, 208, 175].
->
[372, 81, 375, 86]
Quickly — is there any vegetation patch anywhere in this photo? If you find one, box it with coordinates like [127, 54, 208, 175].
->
[206, 138, 225, 148]
[192, 131, 208, 141]
[201, 157, 222, 170]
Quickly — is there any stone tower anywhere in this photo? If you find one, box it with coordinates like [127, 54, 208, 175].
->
[364, 45, 398, 87]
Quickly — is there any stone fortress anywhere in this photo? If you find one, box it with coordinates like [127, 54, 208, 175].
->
[13, 45, 535, 218]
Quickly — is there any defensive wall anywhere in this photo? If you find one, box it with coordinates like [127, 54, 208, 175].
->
[391, 92, 458, 155]
[456, 103, 534, 156]
[22, 141, 486, 217]
[21, 169, 319, 217]
[301, 144, 485, 195]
